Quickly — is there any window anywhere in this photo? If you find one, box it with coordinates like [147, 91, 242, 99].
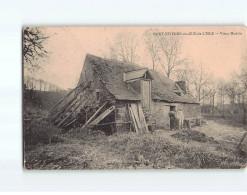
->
[175, 92, 181, 96]
[170, 106, 176, 111]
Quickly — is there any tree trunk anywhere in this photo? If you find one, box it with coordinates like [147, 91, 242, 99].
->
[243, 90, 247, 125]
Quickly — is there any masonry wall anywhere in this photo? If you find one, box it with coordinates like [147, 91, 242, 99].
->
[180, 103, 201, 118]
[78, 57, 116, 105]
[151, 101, 166, 129]
[151, 101, 201, 129]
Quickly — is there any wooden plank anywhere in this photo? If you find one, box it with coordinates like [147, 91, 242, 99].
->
[52, 84, 90, 121]
[82, 101, 108, 127]
[129, 106, 139, 133]
[127, 105, 134, 132]
[65, 118, 77, 127]
[90, 121, 132, 126]
[137, 103, 148, 133]
[53, 97, 82, 124]
[52, 94, 81, 121]
[90, 105, 115, 125]
[45, 82, 90, 118]
[56, 101, 82, 128]
[130, 103, 143, 133]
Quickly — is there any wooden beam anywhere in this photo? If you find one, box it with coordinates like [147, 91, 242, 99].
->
[56, 101, 82, 128]
[129, 106, 139, 133]
[90, 121, 132, 126]
[81, 102, 108, 129]
[45, 82, 88, 117]
[65, 118, 77, 127]
[51, 83, 90, 122]
[130, 103, 143, 133]
[137, 103, 148, 133]
[53, 97, 82, 124]
[90, 106, 115, 125]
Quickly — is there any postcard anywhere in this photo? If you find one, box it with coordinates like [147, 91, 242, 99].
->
[23, 26, 247, 169]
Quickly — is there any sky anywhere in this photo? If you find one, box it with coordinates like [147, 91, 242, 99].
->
[25, 26, 247, 90]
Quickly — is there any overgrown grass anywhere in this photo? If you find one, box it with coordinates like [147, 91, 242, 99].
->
[24, 128, 247, 170]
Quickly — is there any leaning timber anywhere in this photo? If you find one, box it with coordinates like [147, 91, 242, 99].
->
[56, 101, 83, 128]
[45, 82, 86, 118]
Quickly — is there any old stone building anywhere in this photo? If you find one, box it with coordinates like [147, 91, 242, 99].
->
[77, 54, 201, 132]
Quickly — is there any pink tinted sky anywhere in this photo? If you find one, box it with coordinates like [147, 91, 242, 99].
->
[30, 26, 247, 90]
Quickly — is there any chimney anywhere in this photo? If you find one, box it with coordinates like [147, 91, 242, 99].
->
[176, 81, 187, 94]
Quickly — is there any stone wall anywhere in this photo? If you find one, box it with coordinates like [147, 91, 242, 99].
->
[78, 57, 116, 105]
[150, 101, 201, 129]
[180, 103, 201, 118]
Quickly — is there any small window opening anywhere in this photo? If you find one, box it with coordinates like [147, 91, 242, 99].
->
[170, 106, 176, 111]
[175, 92, 181, 96]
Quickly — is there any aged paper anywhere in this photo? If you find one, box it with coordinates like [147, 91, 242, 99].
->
[23, 26, 247, 169]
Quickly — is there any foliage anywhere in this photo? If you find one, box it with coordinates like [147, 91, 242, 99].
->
[23, 27, 50, 73]
[24, 119, 60, 147]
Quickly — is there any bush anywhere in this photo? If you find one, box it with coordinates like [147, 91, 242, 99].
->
[24, 119, 61, 147]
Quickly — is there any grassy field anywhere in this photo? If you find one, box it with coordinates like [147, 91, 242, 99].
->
[24, 116, 247, 170]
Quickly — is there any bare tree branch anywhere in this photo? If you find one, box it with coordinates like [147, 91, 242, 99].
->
[23, 27, 50, 73]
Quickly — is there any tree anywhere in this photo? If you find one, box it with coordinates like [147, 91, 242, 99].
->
[23, 27, 50, 73]
[143, 29, 188, 77]
[208, 80, 220, 114]
[216, 79, 228, 117]
[143, 29, 160, 70]
[157, 35, 188, 78]
[108, 32, 139, 63]
[189, 63, 212, 102]
[175, 63, 193, 94]
[236, 55, 247, 124]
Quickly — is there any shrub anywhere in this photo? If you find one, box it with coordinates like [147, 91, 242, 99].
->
[24, 119, 60, 147]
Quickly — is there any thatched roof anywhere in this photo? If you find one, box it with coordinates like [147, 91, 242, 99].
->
[82, 54, 198, 104]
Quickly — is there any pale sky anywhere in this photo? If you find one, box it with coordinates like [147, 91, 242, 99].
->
[26, 26, 247, 90]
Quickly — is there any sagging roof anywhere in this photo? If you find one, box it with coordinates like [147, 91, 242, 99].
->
[80, 54, 199, 104]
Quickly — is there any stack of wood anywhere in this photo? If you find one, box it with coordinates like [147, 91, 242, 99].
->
[128, 103, 148, 133]
[44, 82, 92, 128]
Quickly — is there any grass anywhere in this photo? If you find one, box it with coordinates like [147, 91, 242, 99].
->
[24, 118, 247, 169]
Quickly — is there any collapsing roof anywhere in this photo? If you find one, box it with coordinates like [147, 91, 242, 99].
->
[78, 54, 199, 104]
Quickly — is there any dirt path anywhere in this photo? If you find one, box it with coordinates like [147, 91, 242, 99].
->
[197, 119, 246, 148]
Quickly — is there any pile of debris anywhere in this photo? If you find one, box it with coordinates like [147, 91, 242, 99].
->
[171, 129, 218, 144]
